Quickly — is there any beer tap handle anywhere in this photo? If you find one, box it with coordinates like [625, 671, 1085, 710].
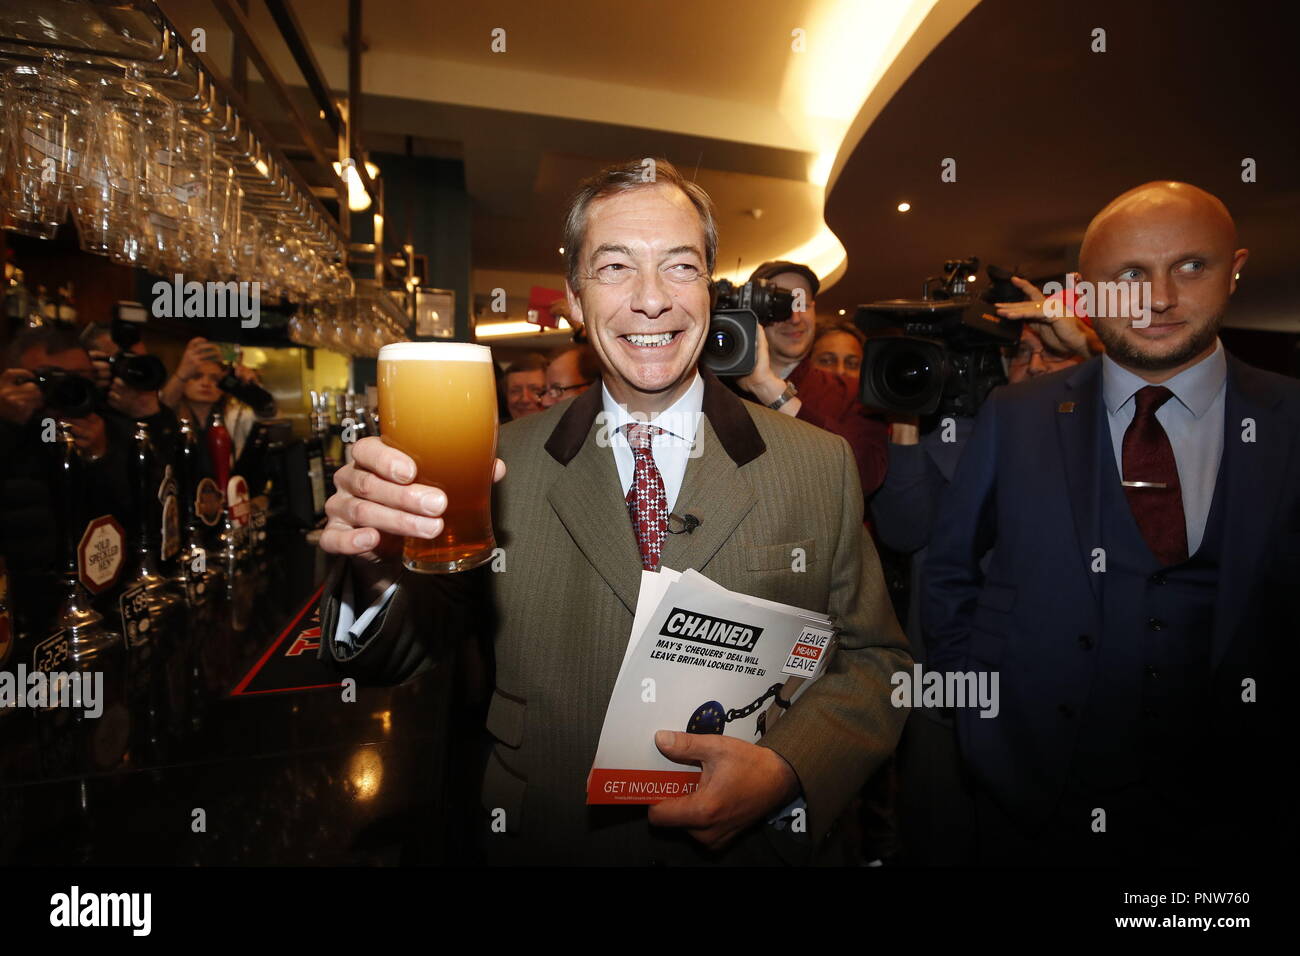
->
[56, 421, 82, 577]
[132, 422, 160, 570]
[176, 417, 198, 529]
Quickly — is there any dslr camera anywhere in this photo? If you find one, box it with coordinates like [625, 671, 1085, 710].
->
[105, 313, 168, 391]
[702, 277, 795, 376]
[31, 366, 98, 418]
[855, 258, 1024, 417]
[79, 307, 169, 392]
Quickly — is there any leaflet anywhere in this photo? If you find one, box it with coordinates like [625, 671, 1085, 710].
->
[587, 568, 836, 804]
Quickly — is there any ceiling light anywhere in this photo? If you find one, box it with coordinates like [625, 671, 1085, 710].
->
[897, 202, 911, 212]
[476, 320, 570, 339]
[838, 309, 846, 316]
[333, 158, 380, 212]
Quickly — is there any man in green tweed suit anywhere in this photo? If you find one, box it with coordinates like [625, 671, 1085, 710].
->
[317, 158, 911, 865]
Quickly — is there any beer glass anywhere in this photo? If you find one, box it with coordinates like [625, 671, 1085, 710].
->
[1, 59, 96, 239]
[377, 342, 498, 573]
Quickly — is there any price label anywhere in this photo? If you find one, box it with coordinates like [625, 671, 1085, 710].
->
[251, 503, 268, 547]
[33, 629, 70, 674]
[119, 583, 154, 649]
[185, 559, 207, 607]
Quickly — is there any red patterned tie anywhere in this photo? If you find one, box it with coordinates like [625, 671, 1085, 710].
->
[1121, 385, 1188, 566]
[623, 423, 668, 571]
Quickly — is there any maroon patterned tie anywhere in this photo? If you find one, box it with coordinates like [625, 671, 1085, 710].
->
[623, 423, 668, 571]
[1121, 385, 1188, 566]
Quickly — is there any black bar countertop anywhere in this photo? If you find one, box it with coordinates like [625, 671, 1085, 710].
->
[0, 528, 485, 865]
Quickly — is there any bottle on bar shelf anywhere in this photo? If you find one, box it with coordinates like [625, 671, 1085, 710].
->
[206, 406, 233, 491]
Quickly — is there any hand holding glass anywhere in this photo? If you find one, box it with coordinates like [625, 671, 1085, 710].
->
[377, 342, 499, 573]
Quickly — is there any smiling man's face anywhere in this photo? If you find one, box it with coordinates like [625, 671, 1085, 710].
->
[565, 183, 711, 414]
[1080, 183, 1248, 381]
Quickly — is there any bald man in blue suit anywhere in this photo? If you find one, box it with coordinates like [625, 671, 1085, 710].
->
[924, 182, 1300, 865]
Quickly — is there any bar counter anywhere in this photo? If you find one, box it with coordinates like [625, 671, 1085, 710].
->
[0, 528, 483, 865]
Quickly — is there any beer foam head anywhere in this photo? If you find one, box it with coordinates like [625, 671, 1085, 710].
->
[379, 342, 492, 363]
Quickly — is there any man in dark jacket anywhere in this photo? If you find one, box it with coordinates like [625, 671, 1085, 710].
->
[924, 182, 1300, 865]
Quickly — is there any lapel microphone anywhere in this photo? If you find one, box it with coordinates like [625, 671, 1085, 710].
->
[667, 513, 701, 535]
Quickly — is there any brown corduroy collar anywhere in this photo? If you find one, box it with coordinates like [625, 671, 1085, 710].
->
[544, 366, 767, 467]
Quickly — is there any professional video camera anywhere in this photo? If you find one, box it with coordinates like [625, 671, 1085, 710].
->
[702, 277, 795, 376]
[855, 257, 1024, 417]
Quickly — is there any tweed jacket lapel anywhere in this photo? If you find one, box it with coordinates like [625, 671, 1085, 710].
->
[545, 416, 645, 615]
[543, 367, 767, 614]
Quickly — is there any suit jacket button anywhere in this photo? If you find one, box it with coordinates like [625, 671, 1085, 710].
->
[1145, 664, 1159, 679]
[1077, 634, 1093, 650]
[1058, 703, 1075, 719]
[1147, 617, 1165, 631]
[1149, 572, 1167, 586]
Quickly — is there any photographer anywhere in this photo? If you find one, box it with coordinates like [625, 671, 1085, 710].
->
[873, 272, 1101, 639]
[734, 261, 889, 497]
[0, 326, 139, 633]
[870, 277, 1093, 865]
[83, 322, 165, 420]
[82, 321, 181, 463]
[992, 274, 1104, 361]
[160, 336, 277, 464]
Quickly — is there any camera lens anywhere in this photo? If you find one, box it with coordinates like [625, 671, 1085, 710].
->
[117, 353, 168, 391]
[39, 370, 98, 418]
[882, 344, 935, 400]
[763, 285, 794, 324]
[703, 310, 758, 376]
[706, 328, 736, 361]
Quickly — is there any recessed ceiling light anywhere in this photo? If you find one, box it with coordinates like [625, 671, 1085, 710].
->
[897, 202, 911, 212]
[559, 247, 565, 254]
[838, 309, 846, 316]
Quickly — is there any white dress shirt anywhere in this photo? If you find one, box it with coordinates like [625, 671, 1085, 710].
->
[601, 371, 705, 513]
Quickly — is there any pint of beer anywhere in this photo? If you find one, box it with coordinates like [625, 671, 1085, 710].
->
[377, 342, 498, 573]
